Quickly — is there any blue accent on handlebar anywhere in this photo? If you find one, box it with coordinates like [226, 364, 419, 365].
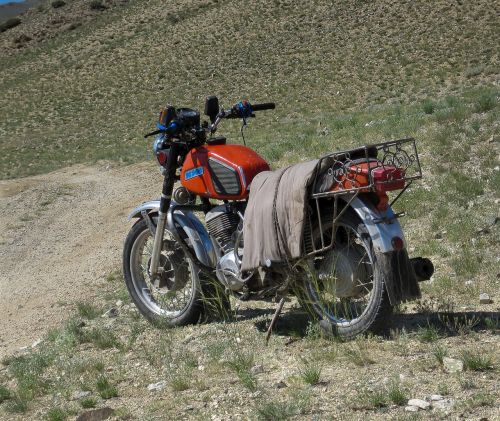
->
[237, 101, 253, 118]
[156, 121, 179, 134]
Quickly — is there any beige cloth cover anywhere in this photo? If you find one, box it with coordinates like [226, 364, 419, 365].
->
[241, 160, 320, 271]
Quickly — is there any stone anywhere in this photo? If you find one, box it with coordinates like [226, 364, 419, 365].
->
[407, 399, 430, 410]
[115, 300, 123, 307]
[102, 308, 119, 318]
[76, 407, 114, 421]
[73, 390, 92, 400]
[443, 357, 463, 373]
[276, 381, 287, 389]
[479, 293, 492, 304]
[430, 394, 444, 401]
[147, 380, 167, 391]
[405, 405, 419, 412]
[433, 398, 455, 411]
[31, 339, 42, 348]
[250, 365, 264, 375]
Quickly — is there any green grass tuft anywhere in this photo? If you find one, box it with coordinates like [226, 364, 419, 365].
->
[96, 375, 118, 399]
[461, 351, 494, 371]
[46, 406, 67, 421]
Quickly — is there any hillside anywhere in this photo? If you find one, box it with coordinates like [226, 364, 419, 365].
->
[0, 0, 498, 420]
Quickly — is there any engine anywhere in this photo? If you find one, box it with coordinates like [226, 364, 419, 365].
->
[206, 205, 247, 291]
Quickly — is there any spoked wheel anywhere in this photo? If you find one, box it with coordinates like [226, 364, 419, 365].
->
[297, 210, 392, 339]
[123, 218, 203, 326]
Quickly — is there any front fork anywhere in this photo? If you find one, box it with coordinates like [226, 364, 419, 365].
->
[149, 143, 180, 279]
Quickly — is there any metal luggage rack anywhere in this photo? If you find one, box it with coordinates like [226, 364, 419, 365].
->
[303, 138, 422, 257]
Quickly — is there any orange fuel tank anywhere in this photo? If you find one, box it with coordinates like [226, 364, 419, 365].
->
[180, 144, 270, 200]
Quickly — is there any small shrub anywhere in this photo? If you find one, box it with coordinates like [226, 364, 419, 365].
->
[484, 317, 499, 331]
[422, 100, 436, 114]
[76, 302, 100, 320]
[299, 359, 322, 386]
[475, 93, 496, 113]
[83, 328, 122, 350]
[0, 385, 11, 403]
[96, 376, 118, 399]
[46, 406, 67, 421]
[227, 351, 257, 391]
[433, 345, 448, 365]
[0, 18, 21, 33]
[463, 392, 494, 409]
[256, 401, 300, 420]
[344, 344, 375, 366]
[5, 394, 28, 413]
[169, 375, 190, 392]
[417, 324, 439, 343]
[89, 0, 106, 11]
[461, 351, 493, 371]
[387, 380, 407, 406]
[80, 397, 97, 409]
[51, 0, 66, 8]
[356, 387, 387, 409]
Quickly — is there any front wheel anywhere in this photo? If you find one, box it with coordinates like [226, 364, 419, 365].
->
[296, 211, 393, 339]
[123, 217, 203, 326]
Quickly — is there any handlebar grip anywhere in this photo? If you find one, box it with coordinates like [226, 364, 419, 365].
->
[252, 102, 275, 111]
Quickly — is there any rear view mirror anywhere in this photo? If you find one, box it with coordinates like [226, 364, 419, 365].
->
[204, 96, 219, 123]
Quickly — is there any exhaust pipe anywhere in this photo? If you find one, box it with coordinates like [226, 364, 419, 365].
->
[411, 257, 434, 282]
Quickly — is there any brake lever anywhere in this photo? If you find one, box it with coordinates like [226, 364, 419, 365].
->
[144, 129, 165, 138]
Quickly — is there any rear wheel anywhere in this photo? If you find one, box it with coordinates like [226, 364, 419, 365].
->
[297, 211, 392, 338]
[123, 218, 203, 326]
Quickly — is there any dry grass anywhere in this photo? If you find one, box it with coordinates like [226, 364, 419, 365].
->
[0, 0, 498, 419]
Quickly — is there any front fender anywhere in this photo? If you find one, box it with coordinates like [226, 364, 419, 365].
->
[346, 195, 405, 253]
[127, 200, 216, 268]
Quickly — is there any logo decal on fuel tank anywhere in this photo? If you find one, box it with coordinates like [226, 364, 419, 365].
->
[184, 166, 204, 180]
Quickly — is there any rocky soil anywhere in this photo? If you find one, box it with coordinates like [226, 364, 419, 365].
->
[0, 162, 158, 358]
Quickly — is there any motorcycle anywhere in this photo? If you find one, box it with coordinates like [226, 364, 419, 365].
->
[123, 96, 434, 338]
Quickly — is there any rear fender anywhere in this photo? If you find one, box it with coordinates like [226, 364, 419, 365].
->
[345, 195, 420, 305]
[346, 195, 405, 253]
[128, 200, 216, 268]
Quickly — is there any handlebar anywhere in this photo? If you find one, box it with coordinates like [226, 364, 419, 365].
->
[251, 102, 275, 111]
[146, 99, 276, 139]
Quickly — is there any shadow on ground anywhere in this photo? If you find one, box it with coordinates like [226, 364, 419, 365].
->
[251, 310, 499, 340]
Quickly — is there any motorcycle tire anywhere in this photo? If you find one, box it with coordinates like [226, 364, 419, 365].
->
[297, 210, 393, 339]
[123, 217, 203, 327]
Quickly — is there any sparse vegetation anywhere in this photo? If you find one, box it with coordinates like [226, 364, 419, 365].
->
[46, 406, 67, 421]
[0, 0, 498, 419]
[461, 351, 494, 372]
[76, 302, 100, 320]
[417, 324, 440, 343]
[51, 0, 66, 8]
[0, 18, 21, 33]
[96, 375, 118, 399]
[0, 385, 11, 403]
[89, 0, 106, 11]
[80, 396, 97, 408]
[299, 359, 322, 386]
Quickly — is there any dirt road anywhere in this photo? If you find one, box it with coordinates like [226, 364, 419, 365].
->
[0, 162, 159, 359]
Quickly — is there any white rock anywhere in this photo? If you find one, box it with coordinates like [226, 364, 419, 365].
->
[479, 293, 492, 304]
[147, 380, 167, 391]
[31, 339, 42, 348]
[443, 357, 463, 373]
[433, 398, 455, 412]
[408, 399, 430, 410]
[405, 405, 419, 412]
[430, 394, 444, 401]
[250, 365, 264, 375]
[102, 307, 119, 318]
[115, 300, 123, 307]
[73, 390, 91, 400]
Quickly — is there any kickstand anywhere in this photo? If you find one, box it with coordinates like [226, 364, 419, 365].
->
[265, 297, 286, 345]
